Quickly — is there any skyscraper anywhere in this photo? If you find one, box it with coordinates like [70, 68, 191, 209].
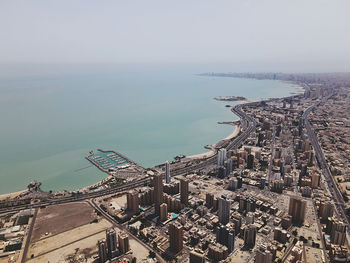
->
[180, 177, 189, 205]
[329, 218, 347, 246]
[218, 148, 227, 166]
[288, 196, 306, 225]
[189, 251, 205, 263]
[160, 203, 168, 221]
[244, 224, 257, 248]
[320, 201, 333, 222]
[118, 232, 130, 254]
[247, 154, 254, 169]
[168, 222, 183, 254]
[97, 239, 107, 263]
[106, 228, 117, 259]
[311, 173, 320, 188]
[216, 224, 235, 253]
[255, 245, 272, 263]
[218, 197, 231, 225]
[127, 190, 139, 213]
[165, 161, 171, 184]
[153, 173, 164, 215]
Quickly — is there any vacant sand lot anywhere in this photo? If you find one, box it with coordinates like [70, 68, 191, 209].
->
[27, 218, 111, 262]
[31, 202, 97, 242]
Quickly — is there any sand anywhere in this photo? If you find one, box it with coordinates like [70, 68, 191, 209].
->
[187, 124, 240, 160]
[0, 190, 27, 201]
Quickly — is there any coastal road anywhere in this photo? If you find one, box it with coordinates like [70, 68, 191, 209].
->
[302, 90, 350, 236]
[171, 103, 256, 176]
[0, 178, 152, 214]
[0, 95, 296, 214]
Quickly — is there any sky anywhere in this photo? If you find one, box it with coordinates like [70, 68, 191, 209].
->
[0, 0, 349, 72]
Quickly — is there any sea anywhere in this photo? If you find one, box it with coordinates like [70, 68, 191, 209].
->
[0, 64, 301, 194]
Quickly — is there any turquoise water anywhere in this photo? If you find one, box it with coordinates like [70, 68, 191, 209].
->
[0, 65, 300, 194]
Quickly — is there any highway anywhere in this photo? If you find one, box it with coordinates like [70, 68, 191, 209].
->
[171, 103, 256, 176]
[0, 177, 152, 215]
[0, 100, 257, 215]
[302, 90, 350, 236]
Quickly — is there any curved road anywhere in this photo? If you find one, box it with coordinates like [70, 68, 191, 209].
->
[171, 103, 256, 176]
[1, 101, 257, 214]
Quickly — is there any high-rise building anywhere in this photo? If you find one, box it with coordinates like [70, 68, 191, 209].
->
[239, 196, 247, 213]
[180, 178, 189, 205]
[218, 148, 227, 166]
[106, 228, 117, 259]
[206, 193, 215, 208]
[237, 176, 243, 188]
[329, 218, 347, 246]
[218, 166, 227, 179]
[208, 243, 228, 261]
[246, 212, 254, 225]
[168, 222, 183, 253]
[247, 154, 254, 169]
[153, 173, 164, 215]
[232, 215, 242, 234]
[118, 232, 130, 254]
[320, 201, 333, 222]
[218, 197, 231, 225]
[283, 175, 293, 187]
[246, 197, 256, 212]
[288, 197, 306, 225]
[98, 239, 107, 263]
[274, 227, 288, 243]
[127, 190, 139, 213]
[189, 251, 205, 263]
[243, 224, 257, 248]
[216, 224, 235, 253]
[311, 173, 320, 188]
[160, 203, 168, 221]
[281, 215, 292, 230]
[225, 158, 234, 174]
[255, 245, 272, 263]
[165, 161, 171, 184]
[229, 177, 238, 191]
[271, 179, 284, 193]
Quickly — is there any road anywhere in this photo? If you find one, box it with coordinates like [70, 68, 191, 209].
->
[0, 178, 152, 214]
[302, 89, 350, 236]
[267, 126, 276, 184]
[171, 103, 257, 176]
[21, 208, 38, 263]
[88, 199, 166, 263]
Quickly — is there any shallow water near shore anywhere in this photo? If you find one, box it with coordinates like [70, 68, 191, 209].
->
[0, 64, 301, 194]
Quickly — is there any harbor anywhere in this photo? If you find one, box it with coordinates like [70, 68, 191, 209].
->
[86, 149, 142, 175]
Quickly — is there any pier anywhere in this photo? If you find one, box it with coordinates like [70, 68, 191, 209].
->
[86, 149, 140, 174]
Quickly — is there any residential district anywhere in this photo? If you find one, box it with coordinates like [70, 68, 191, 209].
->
[1, 73, 350, 263]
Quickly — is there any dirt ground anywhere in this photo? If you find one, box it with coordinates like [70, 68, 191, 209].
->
[27, 218, 112, 262]
[31, 202, 97, 242]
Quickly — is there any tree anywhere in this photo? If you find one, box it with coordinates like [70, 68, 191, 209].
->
[149, 251, 156, 258]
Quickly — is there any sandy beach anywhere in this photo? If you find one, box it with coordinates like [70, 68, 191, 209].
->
[186, 124, 240, 160]
[0, 189, 27, 201]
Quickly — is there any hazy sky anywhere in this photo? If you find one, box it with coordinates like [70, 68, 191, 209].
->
[1, 0, 349, 72]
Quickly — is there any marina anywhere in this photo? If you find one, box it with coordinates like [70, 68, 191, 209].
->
[86, 149, 137, 174]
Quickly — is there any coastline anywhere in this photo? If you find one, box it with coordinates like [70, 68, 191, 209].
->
[0, 189, 27, 201]
[1, 79, 302, 197]
[186, 122, 241, 160]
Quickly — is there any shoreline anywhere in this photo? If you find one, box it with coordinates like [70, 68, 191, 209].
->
[0, 189, 27, 201]
[186, 124, 241, 160]
[1, 80, 303, 197]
